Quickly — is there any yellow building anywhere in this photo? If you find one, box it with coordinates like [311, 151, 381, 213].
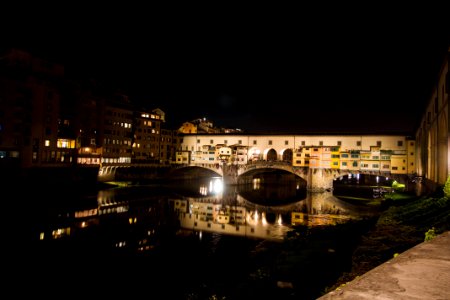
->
[178, 122, 197, 134]
[391, 153, 408, 174]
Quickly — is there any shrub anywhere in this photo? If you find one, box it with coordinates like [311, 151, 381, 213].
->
[424, 227, 437, 241]
[444, 176, 450, 198]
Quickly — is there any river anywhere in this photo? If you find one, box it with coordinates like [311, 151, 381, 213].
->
[10, 172, 382, 299]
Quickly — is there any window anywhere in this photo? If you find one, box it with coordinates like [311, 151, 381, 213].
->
[319, 141, 323, 146]
[45, 140, 50, 147]
[285, 140, 288, 145]
[197, 139, 200, 143]
[301, 141, 305, 146]
[253, 140, 257, 145]
[357, 141, 361, 146]
[397, 141, 403, 146]
[268, 140, 272, 145]
[238, 140, 242, 144]
[337, 141, 342, 146]
[224, 140, 227, 144]
[210, 140, 214, 144]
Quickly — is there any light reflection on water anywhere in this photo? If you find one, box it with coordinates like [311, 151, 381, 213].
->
[34, 176, 377, 244]
[22, 174, 382, 299]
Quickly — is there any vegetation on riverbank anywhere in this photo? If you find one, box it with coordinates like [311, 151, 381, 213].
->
[321, 185, 450, 295]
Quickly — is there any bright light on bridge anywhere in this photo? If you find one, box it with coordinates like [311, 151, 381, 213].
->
[211, 177, 223, 194]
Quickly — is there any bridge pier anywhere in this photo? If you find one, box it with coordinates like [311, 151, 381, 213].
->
[307, 168, 334, 192]
[222, 162, 238, 185]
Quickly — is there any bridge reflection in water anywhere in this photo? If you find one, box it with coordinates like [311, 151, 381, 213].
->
[170, 175, 378, 241]
[36, 173, 379, 246]
[30, 174, 382, 299]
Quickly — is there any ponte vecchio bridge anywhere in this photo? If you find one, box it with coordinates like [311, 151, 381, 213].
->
[174, 134, 416, 190]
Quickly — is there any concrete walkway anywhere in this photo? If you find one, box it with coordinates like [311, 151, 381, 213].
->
[318, 231, 450, 300]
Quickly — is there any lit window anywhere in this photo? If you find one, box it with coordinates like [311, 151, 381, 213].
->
[45, 140, 50, 147]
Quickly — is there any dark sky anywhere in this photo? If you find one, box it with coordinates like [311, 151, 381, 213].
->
[3, 5, 450, 134]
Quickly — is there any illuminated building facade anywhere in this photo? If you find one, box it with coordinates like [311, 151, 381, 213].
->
[415, 47, 450, 190]
[0, 48, 179, 179]
[177, 134, 416, 175]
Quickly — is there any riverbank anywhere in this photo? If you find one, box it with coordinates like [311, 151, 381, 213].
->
[318, 230, 450, 299]
[319, 188, 450, 296]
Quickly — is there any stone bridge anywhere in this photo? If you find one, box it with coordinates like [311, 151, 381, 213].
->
[181, 161, 372, 191]
[100, 161, 406, 192]
[236, 161, 350, 191]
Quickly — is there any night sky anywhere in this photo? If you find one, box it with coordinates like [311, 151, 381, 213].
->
[3, 6, 450, 134]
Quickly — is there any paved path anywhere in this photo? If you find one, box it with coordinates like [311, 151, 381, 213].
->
[318, 231, 450, 300]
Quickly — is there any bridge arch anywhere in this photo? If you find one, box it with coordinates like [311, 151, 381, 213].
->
[237, 161, 309, 182]
[280, 148, 293, 162]
[248, 147, 262, 161]
[169, 165, 223, 178]
[264, 148, 277, 161]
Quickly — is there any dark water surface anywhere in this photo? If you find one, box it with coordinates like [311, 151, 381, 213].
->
[8, 174, 381, 299]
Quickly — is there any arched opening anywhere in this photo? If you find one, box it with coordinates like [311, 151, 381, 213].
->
[282, 148, 293, 162]
[266, 148, 277, 161]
